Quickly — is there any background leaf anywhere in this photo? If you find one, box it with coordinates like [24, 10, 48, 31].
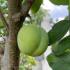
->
[31, 0, 43, 13]
[47, 53, 70, 70]
[52, 36, 70, 56]
[48, 20, 70, 45]
[0, 20, 4, 28]
[50, 0, 69, 5]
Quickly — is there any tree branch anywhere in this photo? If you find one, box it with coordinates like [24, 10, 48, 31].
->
[0, 8, 8, 31]
[0, 36, 5, 55]
[21, 0, 35, 16]
[12, 0, 35, 22]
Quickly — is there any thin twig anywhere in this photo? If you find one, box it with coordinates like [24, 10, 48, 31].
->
[21, 0, 35, 16]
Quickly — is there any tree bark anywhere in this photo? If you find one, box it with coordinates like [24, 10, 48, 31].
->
[1, 0, 23, 70]
[1, 0, 35, 70]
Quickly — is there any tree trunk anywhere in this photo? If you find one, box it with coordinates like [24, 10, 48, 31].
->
[0, 0, 35, 69]
[1, 0, 23, 70]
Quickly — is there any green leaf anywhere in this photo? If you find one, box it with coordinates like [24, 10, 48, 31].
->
[60, 52, 70, 64]
[48, 20, 70, 45]
[47, 53, 59, 66]
[52, 36, 70, 56]
[47, 53, 70, 70]
[0, 20, 4, 28]
[31, 0, 43, 13]
[50, 0, 69, 5]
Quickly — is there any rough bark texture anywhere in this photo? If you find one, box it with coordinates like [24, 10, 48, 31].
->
[1, 0, 22, 70]
[1, 0, 35, 70]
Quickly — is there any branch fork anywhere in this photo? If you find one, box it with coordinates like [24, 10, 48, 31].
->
[11, 0, 35, 23]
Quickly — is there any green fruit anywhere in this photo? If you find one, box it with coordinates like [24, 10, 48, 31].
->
[17, 24, 48, 56]
[18, 24, 41, 55]
[32, 29, 48, 56]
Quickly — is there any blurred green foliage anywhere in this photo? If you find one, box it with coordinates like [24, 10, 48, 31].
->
[19, 54, 36, 70]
